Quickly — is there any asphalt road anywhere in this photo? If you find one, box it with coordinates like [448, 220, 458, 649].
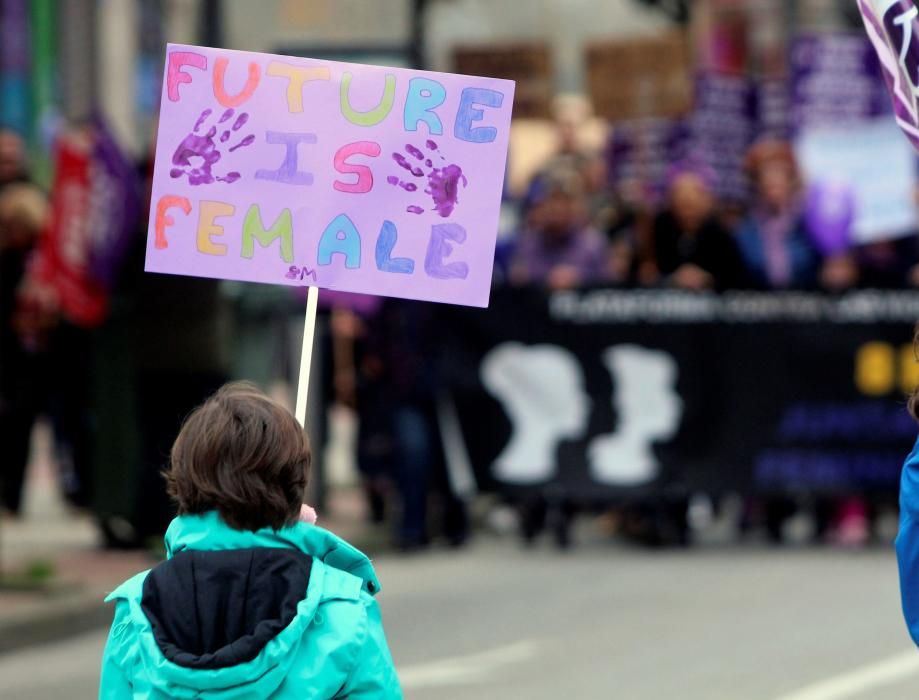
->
[0, 539, 915, 700]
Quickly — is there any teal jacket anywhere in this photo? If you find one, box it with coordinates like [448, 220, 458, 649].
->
[99, 512, 402, 699]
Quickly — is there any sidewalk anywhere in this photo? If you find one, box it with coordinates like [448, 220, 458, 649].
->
[0, 422, 383, 655]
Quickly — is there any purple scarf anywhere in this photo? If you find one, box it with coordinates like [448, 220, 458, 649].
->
[755, 204, 799, 288]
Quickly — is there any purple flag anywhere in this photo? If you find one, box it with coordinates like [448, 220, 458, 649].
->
[858, 0, 919, 148]
[88, 117, 143, 287]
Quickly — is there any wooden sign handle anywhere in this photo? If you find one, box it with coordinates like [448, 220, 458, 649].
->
[294, 286, 320, 428]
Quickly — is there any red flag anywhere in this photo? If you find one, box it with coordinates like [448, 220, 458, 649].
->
[30, 132, 108, 327]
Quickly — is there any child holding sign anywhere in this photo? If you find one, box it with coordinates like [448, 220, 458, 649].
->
[97, 42, 513, 699]
[99, 382, 402, 699]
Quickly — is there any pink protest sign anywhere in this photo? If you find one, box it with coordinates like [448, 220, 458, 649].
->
[146, 44, 515, 307]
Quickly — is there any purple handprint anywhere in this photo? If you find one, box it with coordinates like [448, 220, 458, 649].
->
[170, 108, 255, 186]
[387, 140, 468, 217]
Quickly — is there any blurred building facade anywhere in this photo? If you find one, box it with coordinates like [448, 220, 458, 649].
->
[0, 0, 867, 166]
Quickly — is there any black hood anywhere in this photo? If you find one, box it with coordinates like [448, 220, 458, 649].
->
[141, 547, 312, 670]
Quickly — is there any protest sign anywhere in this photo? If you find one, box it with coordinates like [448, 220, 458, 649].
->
[147, 44, 514, 424]
[797, 118, 918, 243]
[789, 31, 916, 244]
[607, 117, 688, 206]
[607, 74, 755, 206]
[146, 44, 515, 309]
[790, 33, 889, 133]
[688, 73, 756, 202]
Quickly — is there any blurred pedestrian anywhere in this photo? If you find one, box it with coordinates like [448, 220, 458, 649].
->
[364, 300, 468, 551]
[582, 150, 639, 286]
[91, 154, 230, 545]
[544, 93, 605, 178]
[339, 305, 394, 525]
[0, 129, 28, 190]
[819, 252, 860, 292]
[735, 141, 825, 539]
[582, 150, 615, 231]
[509, 168, 610, 289]
[320, 296, 393, 526]
[859, 237, 917, 288]
[100, 383, 402, 698]
[0, 182, 49, 515]
[648, 162, 742, 291]
[737, 140, 822, 290]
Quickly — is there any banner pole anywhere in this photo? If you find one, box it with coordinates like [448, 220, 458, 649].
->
[295, 286, 320, 428]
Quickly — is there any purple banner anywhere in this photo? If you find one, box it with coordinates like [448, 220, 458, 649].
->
[607, 117, 688, 206]
[608, 75, 755, 204]
[754, 78, 791, 141]
[790, 33, 889, 133]
[687, 73, 756, 202]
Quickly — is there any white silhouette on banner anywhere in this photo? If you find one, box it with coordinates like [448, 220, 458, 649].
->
[481, 342, 590, 484]
[588, 345, 683, 486]
[481, 343, 682, 486]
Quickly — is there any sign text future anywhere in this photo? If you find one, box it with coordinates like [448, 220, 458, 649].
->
[146, 44, 515, 307]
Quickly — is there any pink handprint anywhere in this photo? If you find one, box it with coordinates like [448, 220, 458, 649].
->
[170, 108, 255, 185]
[387, 140, 468, 217]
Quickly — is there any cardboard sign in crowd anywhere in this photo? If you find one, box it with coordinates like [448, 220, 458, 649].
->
[147, 44, 515, 308]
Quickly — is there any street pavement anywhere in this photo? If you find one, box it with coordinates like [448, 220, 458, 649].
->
[0, 537, 914, 700]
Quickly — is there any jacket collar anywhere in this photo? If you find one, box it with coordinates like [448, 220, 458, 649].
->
[164, 511, 381, 595]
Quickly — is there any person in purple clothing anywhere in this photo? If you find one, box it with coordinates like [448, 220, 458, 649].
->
[509, 167, 610, 290]
[736, 140, 823, 290]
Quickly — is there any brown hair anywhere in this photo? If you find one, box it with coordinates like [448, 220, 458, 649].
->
[0, 184, 47, 249]
[744, 139, 801, 188]
[165, 382, 310, 531]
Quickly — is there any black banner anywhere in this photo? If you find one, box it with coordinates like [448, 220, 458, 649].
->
[446, 289, 919, 499]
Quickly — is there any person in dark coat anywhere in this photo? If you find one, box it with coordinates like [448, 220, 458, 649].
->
[0, 179, 48, 515]
[364, 299, 468, 550]
[649, 163, 741, 291]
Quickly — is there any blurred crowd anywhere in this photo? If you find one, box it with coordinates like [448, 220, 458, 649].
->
[0, 126, 229, 547]
[2, 101, 916, 553]
[497, 123, 919, 297]
[0, 129, 84, 518]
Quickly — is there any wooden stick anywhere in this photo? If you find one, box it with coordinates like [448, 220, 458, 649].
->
[295, 286, 320, 428]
